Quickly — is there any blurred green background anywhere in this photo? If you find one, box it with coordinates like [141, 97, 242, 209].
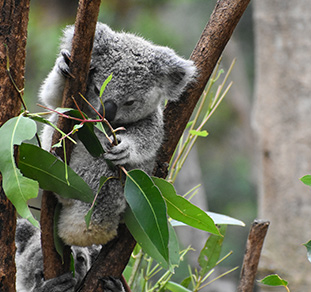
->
[25, 0, 255, 288]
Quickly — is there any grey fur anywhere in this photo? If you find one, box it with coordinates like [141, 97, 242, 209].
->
[15, 219, 105, 292]
[40, 23, 196, 247]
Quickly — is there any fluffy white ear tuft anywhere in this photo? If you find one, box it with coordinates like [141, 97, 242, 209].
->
[155, 47, 197, 101]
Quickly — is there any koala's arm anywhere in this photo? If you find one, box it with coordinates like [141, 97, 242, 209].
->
[28, 271, 77, 292]
[104, 109, 163, 168]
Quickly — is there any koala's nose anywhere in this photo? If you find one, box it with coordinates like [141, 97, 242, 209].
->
[103, 100, 117, 122]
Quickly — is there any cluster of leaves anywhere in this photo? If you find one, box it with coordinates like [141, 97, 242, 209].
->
[123, 225, 242, 292]
[0, 60, 247, 289]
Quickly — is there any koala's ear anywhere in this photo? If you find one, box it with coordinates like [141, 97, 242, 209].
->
[156, 48, 197, 101]
[16, 219, 38, 254]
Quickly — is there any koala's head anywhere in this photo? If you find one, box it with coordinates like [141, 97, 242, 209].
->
[71, 245, 101, 286]
[61, 23, 197, 125]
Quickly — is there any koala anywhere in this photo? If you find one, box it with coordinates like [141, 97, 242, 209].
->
[39, 23, 197, 247]
[15, 219, 124, 292]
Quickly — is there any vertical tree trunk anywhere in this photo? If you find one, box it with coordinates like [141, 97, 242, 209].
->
[253, 1, 311, 290]
[0, 0, 30, 291]
[40, 0, 101, 280]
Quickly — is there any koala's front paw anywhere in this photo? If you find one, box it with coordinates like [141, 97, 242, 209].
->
[103, 136, 132, 166]
[57, 49, 72, 78]
[101, 276, 125, 292]
[34, 269, 77, 292]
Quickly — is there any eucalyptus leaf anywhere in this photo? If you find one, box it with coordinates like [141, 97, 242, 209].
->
[124, 207, 169, 270]
[152, 177, 219, 235]
[0, 116, 39, 227]
[170, 210, 245, 227]
[100, 73, 113, 97]
[168, 221, 180, 268]
[258, 274, 288, 287]
[124, 170, 169, 264]
[85, 176, 109, 228]
[303, 240, 311, 263]
[28, 113, 76, 145]
[199, 225, 226, 277]
[18, 143, 94, 203]
[300, 175, 311, 186]
[164, 281, 192, 292]
[67, 109, 104, 157]
[206, 211, 244, 226]
[189, 129, 209, 137]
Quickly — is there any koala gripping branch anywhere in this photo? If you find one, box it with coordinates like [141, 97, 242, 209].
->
[78, 0, 251, 291]
[40, 0, 101, 280]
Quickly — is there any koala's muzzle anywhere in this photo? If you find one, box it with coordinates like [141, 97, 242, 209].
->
[102, 100, 117, 122]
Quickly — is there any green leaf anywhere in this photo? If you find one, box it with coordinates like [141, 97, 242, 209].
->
[189, 129, 209, 137]
[152, 177, 219, 235]
[28, 113, 77, 145]
[170, 211, 245, 227]
[124, 207, 169, 270]
[164, 281, 192, 292]
[124, 170, 169, 265]
[100, 73, 113, 97]
[198, 225, 226, 276]
[206, 211, 245, 226]
[185, 121, 194, 129]
[68, 109, 104, 157]
[300, 175, 311, 186]
[0, 116, 39, 227]
[303, 240, 311, 263]
[168, 221, 180, 268]
[180, 277, 192, 289]
[84, 206, 94, 229]
[18, 143, 93, 203]
[258, 274, 288, 287]
[85, 176, 109, 228]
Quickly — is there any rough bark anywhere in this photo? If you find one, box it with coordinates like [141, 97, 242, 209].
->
[0, 0, 30, 291]
[40, 0, 101, 280]
[237, 220, 270, 292]
[253, 1, 311, 290]
[79, 0, 251, 290]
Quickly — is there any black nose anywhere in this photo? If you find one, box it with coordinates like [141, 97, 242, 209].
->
[103, 100, 117, 122]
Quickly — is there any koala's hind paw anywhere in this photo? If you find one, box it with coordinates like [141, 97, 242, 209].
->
[101, 276, 125, 292]
[57, 49, 73, 78]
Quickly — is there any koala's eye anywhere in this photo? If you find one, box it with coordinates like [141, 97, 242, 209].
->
[94, 86, 100, 96]
[76, 254, 86, 263]
[124, 100, 135, 106]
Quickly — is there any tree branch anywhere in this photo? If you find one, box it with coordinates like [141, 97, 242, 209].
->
[237, 220, 270, 292]
[79, 0, 251, 290]
[40, 0, 101, 280]
[0, 0, 30, 290]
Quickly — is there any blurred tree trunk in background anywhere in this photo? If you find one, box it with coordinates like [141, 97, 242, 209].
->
[253, 1, 311, 290]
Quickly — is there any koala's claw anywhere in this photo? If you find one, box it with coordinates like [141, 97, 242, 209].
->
[101, 276, 125, 292]
[58, 49, 74, 78]
[104, 137, 131, 165]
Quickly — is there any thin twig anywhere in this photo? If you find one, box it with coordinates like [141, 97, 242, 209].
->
[237, 220, 270, 292]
